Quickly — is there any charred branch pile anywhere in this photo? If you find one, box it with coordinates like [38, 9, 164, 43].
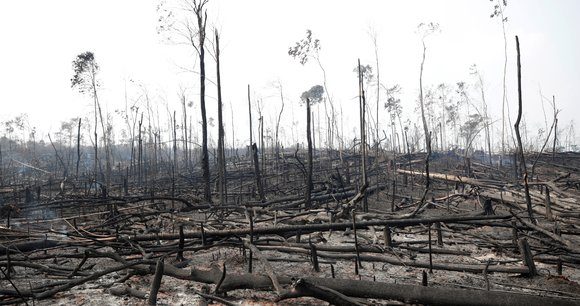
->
[1, 150, 580, 305]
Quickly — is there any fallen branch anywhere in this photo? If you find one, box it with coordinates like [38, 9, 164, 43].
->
[128, 214, 512, 242]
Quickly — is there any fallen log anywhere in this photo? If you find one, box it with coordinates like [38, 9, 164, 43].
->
[278, 278, 365, 306]
[128, 214, 512, 241]
[0, 239, 60, 255]
[397, 169, 500, 188]
[256, 241, 471, 256]
[254, 245, 529, 274]
[514, 214, 580, 253]
[159, 264, 578, 306]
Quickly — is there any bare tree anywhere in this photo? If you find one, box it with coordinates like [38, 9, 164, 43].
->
[369, 28, 381, 154]
[248, 84, 253, 155]
[215, 29, 226, 205]
[514, 36, 534, 223]
[185, 0, 211, 202]
[357, 60, 369, 212]
[416, 22, 439, 207]
[274, 81, 285, 164]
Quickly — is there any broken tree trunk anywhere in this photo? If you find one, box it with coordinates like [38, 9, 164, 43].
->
[129, 214, 512, 241]
[215, 29, 227, 205]
[160, 264, 577, 306]
[306, 97, 313, 208]
[252, 143, 265, 202]
[513, 35, 535, 223]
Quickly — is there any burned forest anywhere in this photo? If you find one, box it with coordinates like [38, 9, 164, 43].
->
[1, 0, 580, 305]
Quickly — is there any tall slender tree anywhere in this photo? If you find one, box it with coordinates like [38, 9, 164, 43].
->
[71, 51, 110, 189]
[185, 0, 211, 202]
[289, 30, 337, 149]
[357, 60, 369, 212]
[490, 0, 514, 165]
[514, 36, 535, 223]
[470, 64, 493, 165]
[215, 29, 226, 205]
[417, 22, 439, 207]
[301, 85, 324, 208]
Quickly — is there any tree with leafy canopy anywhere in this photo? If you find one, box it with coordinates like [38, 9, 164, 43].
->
[71, 51, 110, 188]
[470, 64, 493, 165]
[289, 30, 337, 149]
[436, 83, 451, 151]
[489, 0, 514, 164]
[300, 85, 325, 105]
[384, 84, 403, 152]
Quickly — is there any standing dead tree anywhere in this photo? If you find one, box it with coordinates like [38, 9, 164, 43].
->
[75, 118, 82, 178]
[274, 81, 285, 167]
[185, 0, 211, 202]
[416, 22, 439, 208]
[357, 60, 369, 212]
[305, 98, 313, 209]
[369, 28, 381, 155]
[301, 85, 325, 208]
[248, 84, 253, 156]
[71, 52, 110, 190]
[215, 29, 226, 205]
[180, 92, 189, 173]
[514, 36, 535, 223]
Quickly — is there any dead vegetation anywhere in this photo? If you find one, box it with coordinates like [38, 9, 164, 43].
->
[1, 149, 580, 305]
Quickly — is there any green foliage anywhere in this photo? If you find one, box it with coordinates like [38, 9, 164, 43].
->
[455, 81, 469, 102]
[288, 30, 320, 65]
[489, 0, 508, 21]
[460, 113, 483, 141]
[354, 64, 374, 84]
[417, 22, 440, 39]
[300, 85, 325, 104]
[71, 51, 99, 94]
[384, 85, 402, 122]
[156, 0, 175, 37]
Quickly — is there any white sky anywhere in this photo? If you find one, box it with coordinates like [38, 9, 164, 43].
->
[0, 0, 579, 148]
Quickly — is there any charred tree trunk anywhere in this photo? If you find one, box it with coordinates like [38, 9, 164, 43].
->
[553, 116, 558, 162]
[252, 143, 265, 202]
[306, 98, 313, 208]
[181, 94, 189, 173]
[357, 59, 368, 212]
[248, 84, 253, 156]
[138, 114, 143, 186]
[514, 36, 535, 223]
[418, 38, 431, 205]
[76, 118, 81, 179]
[215, 29, 226, 205]
[173, 111, 178, 174]
[93, 93, 98, 187]
[197, 8, 211, 203]
[275, 83, 285, 172]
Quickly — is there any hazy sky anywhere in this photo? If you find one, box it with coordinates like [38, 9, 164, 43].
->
[1, 0, 578, 148]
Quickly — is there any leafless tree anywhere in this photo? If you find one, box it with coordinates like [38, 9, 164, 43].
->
[416, 22, 439, 207]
